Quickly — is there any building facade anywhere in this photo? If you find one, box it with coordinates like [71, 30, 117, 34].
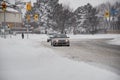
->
[0, 9, 22, 32]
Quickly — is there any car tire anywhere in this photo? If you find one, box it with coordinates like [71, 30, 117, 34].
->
[67, 44, 70, 46]
[52, 42, 56, 46]
[53, 43, 55, 46]
[51, 42, 53, 46]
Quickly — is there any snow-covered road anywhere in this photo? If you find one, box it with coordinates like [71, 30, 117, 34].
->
[0, 34, 120, 80]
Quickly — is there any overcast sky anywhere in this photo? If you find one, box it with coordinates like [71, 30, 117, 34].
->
[8, 0, 119, 10]
[59, 0, 119, 10]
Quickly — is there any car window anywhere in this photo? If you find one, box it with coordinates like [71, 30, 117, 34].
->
[49, 35, 54, 37]
[48, 33, 57, 37]
[55, 34, 67, 38]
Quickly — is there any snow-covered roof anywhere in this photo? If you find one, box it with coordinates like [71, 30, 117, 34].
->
[6, 8, 19, 12]
[0, 8, 19, 13]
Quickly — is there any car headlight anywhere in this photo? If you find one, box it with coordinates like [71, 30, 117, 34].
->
[55, 39, 58, 42]
[66, 39, 69, 42]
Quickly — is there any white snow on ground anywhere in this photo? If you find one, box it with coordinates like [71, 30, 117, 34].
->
[68, 34, 120, 40]
[108, 37, 120, 45]
[0, 34, 120, 80]
[68, 34, 120, 45]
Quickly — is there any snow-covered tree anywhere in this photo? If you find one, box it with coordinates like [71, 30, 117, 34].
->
[53, 5, 73, 33]
[73, 5, 87, 34]
[96, 1, 120, 33]
[112, 2, 120, 31]
[73, 3, 99, 34]
[24, 0, 59, 33]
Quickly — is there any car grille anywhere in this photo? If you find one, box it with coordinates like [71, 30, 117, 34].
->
[59, 40, 66, 42]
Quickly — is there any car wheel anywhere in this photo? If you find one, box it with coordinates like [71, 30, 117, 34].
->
[67, 44, 70, 46]
[53, 42, 56, 46]
[53, 43, 55, 46]
[51, 42, 53, 46]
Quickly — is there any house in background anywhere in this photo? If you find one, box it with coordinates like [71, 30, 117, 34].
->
[0, 8, 25, 33]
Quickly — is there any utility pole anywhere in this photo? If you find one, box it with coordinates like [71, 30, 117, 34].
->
[3, 10, 6, 38]
[108, 3, 111, 31]
[26, 14, 30, 39]
[26, 2, 32, 39]
[27, 20, 29, 39]
[2, 1, 7, 38]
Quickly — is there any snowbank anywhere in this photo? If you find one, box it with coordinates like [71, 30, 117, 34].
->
[68, 34, 120, 40]
[68, 34, 120, 45]
[108, 37, 120, 45]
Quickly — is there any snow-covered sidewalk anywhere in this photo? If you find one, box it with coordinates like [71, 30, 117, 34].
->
[68, 34, 120, 45]
[0, 34, 120, 80]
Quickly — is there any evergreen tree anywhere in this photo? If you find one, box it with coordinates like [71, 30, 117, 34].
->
[73, 3, 99, 34]
[52, 4, 72, 33]
[74, 6, 87, 34]
[24, 0, 59, 33]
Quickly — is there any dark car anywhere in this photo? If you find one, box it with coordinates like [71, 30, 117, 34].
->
[47, 33, 57, 42]
[51, 34, 70, 46]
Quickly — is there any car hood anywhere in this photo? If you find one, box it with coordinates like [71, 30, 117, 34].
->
[53, 38, 69, 40]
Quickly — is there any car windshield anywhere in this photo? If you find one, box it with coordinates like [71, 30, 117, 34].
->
[55, 34, 67, 38]
[48, 33, 57, 37]
[49, 35, 54, 37]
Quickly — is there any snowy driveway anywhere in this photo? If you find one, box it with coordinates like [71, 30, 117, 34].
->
[0, 34, 120, 80]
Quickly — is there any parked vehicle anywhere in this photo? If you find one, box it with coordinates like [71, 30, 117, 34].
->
[47, 33, 57, 42]
[51, 34, 70, 46]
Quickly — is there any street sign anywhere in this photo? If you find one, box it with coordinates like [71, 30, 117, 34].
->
[34, 14, 39, 21]
[110, 9, 118, 16]
[104, 11, 110, 18]
[26, 2, 31, 11]
[2, 1, 7, 11]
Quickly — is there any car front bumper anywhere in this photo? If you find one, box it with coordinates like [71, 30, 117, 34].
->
[53, 41, 70, 46]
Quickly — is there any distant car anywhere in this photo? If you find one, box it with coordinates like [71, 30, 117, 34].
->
[47, 33, 57, 42]
[51, 34, 70, 46]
